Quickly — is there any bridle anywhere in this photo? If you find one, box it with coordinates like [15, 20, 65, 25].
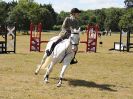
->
[70, 32, 80, 46]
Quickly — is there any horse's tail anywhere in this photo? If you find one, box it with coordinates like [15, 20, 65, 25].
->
[35, 36, 60, 75]
[41, 55, 52, 70]
[35, 53, 50, 75]
[40, 37, 60, 70]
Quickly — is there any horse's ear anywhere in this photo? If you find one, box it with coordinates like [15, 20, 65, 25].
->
[74, 29, 77, 32]
[70, 27, 74, 33]
[78, 27, 81, 32]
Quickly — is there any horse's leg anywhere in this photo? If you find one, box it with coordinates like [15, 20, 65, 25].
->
[57, 53, 74, 87]
[44, 61, 55, 83]
[57, 64, 68, 87]
[35, 53, 47, 75]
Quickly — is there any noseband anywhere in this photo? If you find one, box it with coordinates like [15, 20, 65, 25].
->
[71, 33, 79, 35]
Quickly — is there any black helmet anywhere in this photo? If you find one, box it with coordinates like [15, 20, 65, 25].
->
[71, 8, 81, 14]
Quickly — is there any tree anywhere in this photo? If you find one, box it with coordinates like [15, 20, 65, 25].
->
[42, 4, 57, 27]
[7, 0, 57, 30]
[56, 11, 69, 25]
[38, 8, 54, 30]
[7, 0, 31, 31]
[0, 1, 8, 24]
[104, 8, 124, 31]
[79, 10, 90, 25]
[124, 0, 133, 8]
[95, 9, 106, 30]
[119, 8, 133, 28]
[119, 0, 133, 30]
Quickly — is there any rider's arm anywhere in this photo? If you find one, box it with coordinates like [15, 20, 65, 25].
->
[62, 17, 71, 33]
[59, 17, 71, 37]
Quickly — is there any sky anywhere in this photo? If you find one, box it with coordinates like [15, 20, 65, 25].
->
[4, 0, 125, 13]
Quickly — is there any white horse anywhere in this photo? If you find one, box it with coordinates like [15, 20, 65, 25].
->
[35, 28, 81, 87]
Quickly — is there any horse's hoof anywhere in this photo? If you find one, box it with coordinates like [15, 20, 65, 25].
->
[35, 70, 38, 75]
[57, 83, 61, 87]
[35, 72, 38, 75]
[44, 79, 49, 83]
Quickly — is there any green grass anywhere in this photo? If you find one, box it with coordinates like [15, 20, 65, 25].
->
[0, 33, 133, 99]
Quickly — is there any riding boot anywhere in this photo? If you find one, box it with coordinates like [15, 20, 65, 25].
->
[70, 52, 78, 64]
[70, 58, 78, 64]
[46, 38, 63, 56]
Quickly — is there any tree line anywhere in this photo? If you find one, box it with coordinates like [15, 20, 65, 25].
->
[0, 0, 132, 32]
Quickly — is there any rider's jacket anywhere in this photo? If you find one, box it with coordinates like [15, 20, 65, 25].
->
[59, 15, 80, 39]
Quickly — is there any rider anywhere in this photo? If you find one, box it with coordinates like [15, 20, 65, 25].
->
[46, 8, 81, 64]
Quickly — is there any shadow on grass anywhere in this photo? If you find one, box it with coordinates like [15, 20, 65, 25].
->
[52, 77, 117, 92]
[68, 79, 117, 92]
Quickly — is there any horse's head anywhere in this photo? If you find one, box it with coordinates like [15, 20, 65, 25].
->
[70, 28, 80, 51]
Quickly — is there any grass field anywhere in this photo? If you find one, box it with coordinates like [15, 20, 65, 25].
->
[0, 32, 133, 99]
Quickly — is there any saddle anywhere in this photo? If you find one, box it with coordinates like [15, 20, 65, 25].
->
[46, 38, 64, 56]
